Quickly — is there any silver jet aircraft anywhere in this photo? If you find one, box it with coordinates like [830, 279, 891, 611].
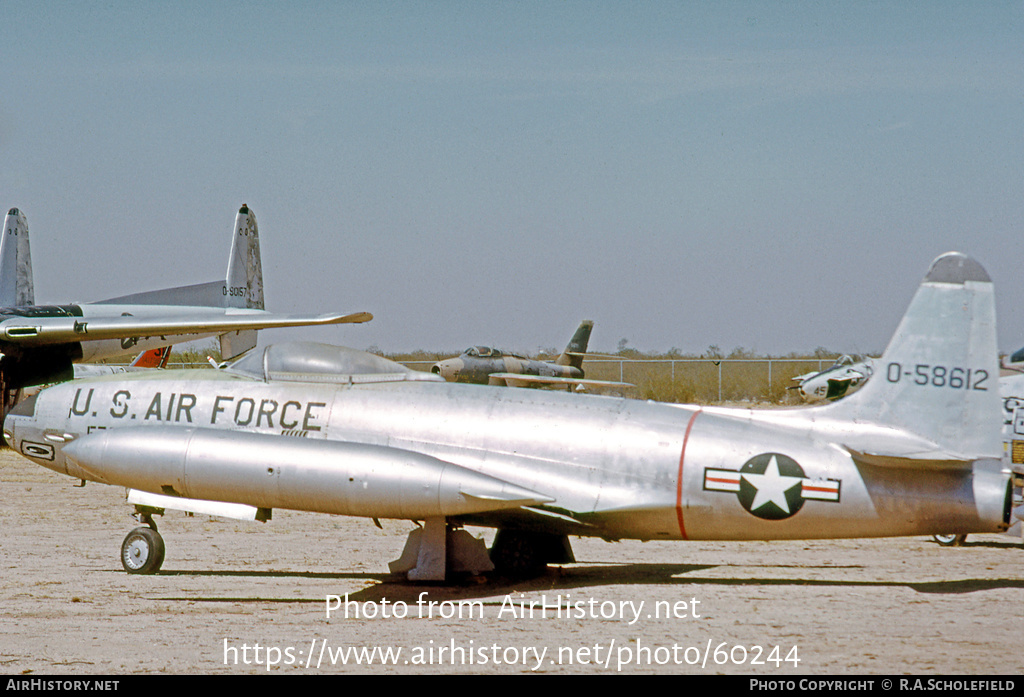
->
[0, 206, 371, 416]
[432, 320, 628, 391]
[4, 253, 1016, 581]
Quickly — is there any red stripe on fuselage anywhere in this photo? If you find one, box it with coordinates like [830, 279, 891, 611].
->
[803, 484, 838, 493]
[676, 409, 702, 540]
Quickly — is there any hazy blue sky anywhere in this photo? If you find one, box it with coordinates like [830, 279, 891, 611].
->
[2, 2, 1021, 356]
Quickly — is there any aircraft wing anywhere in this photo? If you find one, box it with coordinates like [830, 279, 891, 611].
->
[0, 311, 372, 345]
[488, 372, 635, 392]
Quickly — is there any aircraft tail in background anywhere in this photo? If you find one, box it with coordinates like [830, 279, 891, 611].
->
[224, 204, 263, 310]
[0, 208, 34, 307]
[219, 204, 262, 357]
[129, 346, 172, 369]
[89, 205, 266, 359]
[93, 204, 263, 313]
[555, 320, 593, 370]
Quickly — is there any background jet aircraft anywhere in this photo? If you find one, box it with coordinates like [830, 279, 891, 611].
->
[73, 345, 173, 377]
[6, 252, 1016, 582]
[789, 355, 874, 402]
[431, 319, 630, 391]
[1000, 345, 1024, 375]
[0, 206, 371, 416]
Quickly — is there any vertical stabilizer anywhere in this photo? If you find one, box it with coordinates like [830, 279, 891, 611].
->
[0, 208, 34, 307]
[824, 252, 1000, 460]
[555, 320, 594, 370]
[130, 346, 172, 369]
[224, 204, 264, 310]
[220, 204, 264, 359]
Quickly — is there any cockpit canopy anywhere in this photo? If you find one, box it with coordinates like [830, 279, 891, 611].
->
[464, 346, 502, 358]
[462, 346, 528, 359]
[226, 342, 443, 384]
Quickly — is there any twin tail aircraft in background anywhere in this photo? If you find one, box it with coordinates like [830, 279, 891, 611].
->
[0, 205, 371, 417]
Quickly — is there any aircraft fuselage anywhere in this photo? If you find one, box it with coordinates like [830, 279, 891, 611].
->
[432, 355, 582, 384]
[6, 370, 1009, 542]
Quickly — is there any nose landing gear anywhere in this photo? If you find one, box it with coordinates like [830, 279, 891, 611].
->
[121, 513, 165, 574]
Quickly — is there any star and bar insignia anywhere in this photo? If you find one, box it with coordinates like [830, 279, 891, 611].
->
[703, 452, 840, 520]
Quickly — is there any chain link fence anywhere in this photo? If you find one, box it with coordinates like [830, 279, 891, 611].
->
[399, 358, 834, 404]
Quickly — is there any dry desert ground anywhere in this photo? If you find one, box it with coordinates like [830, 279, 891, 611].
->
[1, 450, 1021, 675]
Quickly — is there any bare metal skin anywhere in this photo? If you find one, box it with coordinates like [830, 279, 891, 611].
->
[4, 253, 1014, 580]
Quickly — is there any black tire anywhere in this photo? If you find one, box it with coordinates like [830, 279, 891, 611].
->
[121, 527, 165, 574]
[487, 528, 552, 577]
[932, 533, 967, 547]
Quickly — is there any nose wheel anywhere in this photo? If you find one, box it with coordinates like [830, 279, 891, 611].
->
[121, 526, 165, 574]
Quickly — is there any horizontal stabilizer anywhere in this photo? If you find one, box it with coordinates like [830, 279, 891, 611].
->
[92, 280, 225, 307]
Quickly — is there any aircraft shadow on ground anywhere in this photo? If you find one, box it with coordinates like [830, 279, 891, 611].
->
[955, 539, 1023, 550]
[146, 557, 1024, 604]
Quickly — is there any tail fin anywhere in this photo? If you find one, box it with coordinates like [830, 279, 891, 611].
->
[220, 204, 263, 359]
[130, 346, 172, 369]
[91, 204, 264, 359]
[0, 208, 34, 306]
[555, 320, 594, 370]
[93, 204, 263, 310]
[824, 252, 1000, 461]
[224, 204, 264, 310]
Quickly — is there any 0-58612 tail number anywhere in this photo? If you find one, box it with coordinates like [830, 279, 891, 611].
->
[885, 363, 988, 390]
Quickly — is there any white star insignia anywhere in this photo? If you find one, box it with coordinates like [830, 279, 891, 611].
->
[741, 455, 803, 514]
